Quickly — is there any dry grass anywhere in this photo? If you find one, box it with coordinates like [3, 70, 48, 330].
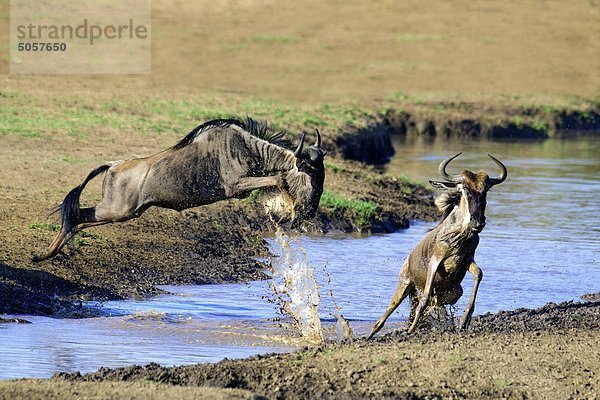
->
[1, 0, 598, 104]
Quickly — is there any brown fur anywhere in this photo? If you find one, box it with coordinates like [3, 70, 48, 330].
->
[368, 154, 507, 338]
[35, 118, 325, 261]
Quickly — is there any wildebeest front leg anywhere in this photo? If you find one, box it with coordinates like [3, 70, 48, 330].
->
[367, 261, 413, 340]
[234, 175, 281, 194]
[408, 257, 441, 334]
[458, 261, 483, 330]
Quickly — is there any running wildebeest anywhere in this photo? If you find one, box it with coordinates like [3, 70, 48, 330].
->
[367, 153, 507, 339]
[34, 117, 326, 261]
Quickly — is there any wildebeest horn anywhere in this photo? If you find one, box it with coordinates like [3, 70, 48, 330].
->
[438, 152, 463, 182]
[314, 128, 321, 148]
[294, 131, 306, 156]
[487, 154, 507, 186]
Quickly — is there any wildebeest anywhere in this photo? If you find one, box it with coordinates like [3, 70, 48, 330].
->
[367, 153, 507, 339]
[34, 117, 326, 261]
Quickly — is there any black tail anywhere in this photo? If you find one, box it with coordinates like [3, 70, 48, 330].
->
[56, 164, 111, 235]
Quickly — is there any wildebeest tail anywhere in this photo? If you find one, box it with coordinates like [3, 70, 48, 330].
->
[52, 164, 111, 234]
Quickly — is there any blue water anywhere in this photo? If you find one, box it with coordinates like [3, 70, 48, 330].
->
[1, 135, 599, 379]
[385, 134, 600, 313]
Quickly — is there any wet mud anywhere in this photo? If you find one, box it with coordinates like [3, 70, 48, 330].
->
[51, 300, 599, 399]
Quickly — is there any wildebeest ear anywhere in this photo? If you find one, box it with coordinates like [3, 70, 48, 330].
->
[429, 180, 458, 190]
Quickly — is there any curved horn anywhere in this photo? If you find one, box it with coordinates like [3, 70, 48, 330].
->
[487, 153, 508, 186]
[294, 131, 306, 157]
[314, 128, 321, 148]
[438, 152, 463, 182]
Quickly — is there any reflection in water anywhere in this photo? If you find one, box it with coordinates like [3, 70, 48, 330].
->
[1, 136, 598, 380]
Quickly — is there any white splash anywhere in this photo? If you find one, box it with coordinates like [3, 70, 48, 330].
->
[268, 228, 323, 343]
[324, 267, 353, 343]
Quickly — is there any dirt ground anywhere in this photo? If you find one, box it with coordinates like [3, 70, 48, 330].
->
[0, 300, 594, 399]
[1, 0, 599, 398]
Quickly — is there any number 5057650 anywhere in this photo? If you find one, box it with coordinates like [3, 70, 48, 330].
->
[17, 42, 67, 51]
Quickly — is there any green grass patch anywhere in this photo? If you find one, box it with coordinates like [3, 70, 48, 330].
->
[511, 115, 524, 128]
[395, 175, 429, 190]
[79, 230, 100, 239]
[538, 104, 561, 114]
[324, 162, 350, 174]
[446, 351, 465, 363]
[0, 90, 373, 141]
[74, 237, 90, 247]
[28, 222, 60, 231]
[495, 378, 511, 390]
[378, 357, 389, 365]
[315, 104, 370, 127]
[386, 91, 426, 105]
[580, 111, 594, 122]
[243, 189, 263, 203]
[213, 222, 226, 233]
[531, 119, 548, 133]
[0, 91, 18, 99]
[0, 105, 132, 137]
[319, 190, 378, 228]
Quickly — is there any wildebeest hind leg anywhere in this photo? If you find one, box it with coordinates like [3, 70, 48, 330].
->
[34, 227, 70, 261]
[57, 220, 113, 257]
[34, 208, 112, 261]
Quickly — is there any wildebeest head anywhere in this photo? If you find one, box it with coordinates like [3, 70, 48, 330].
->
[429, 152, 507, 233]
[284, 129, 326, 227]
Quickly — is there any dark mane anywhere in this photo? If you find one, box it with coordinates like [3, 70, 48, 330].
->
[435, 190, 462, 223]
[173, 116, 291, 150]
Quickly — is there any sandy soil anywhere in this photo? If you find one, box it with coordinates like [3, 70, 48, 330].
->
[2, 0, 599, 102]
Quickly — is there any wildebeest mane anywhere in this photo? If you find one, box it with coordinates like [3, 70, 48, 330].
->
[174, 116, 291, 150]
[435, 190, 462, 223]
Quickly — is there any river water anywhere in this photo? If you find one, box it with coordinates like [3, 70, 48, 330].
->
[1, 135, 599, 379]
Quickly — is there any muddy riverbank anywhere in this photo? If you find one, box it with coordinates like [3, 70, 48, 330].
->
[2, 97, 598, 316]
[0, 138, 436, 316]
[333, 104, 600, 165]
[0, 299, 594, 399]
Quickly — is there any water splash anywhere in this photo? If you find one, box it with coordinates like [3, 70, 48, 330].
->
[268, 227, 323, 343]
[323, 265, 353, 343]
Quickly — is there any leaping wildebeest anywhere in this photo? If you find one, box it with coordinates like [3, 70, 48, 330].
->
[367, 153, 507, 339]
[34, 117, 326, 261]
